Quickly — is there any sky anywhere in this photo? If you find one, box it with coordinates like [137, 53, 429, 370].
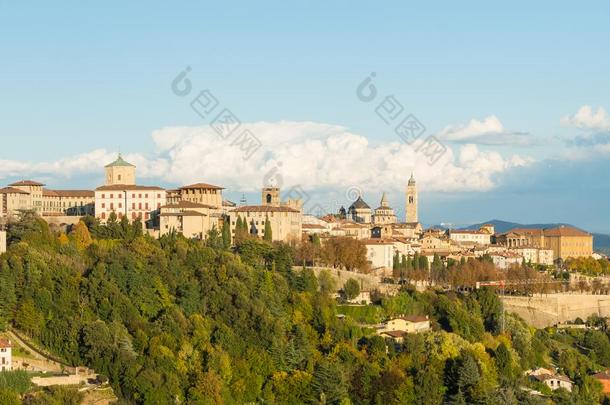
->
[1, 1, 609, 232]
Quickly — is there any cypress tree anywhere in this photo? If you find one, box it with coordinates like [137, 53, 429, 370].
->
[263, 216, 273, 242]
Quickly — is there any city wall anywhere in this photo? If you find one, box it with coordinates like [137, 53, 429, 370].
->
[502, 294, 610, 328]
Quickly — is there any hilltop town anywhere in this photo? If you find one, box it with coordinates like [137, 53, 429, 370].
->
[0, 154, 596, 273]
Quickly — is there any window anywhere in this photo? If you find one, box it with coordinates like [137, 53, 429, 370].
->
[132, 194, 136, 198]
[157, 193, 161, 198]
[110, 194, 114, 198]
[102, 194, 105, 199]
[145, 203, 149, 210]
[118, 203, 122, 208]
[145, 194, 148, 198]
[101, 212, 106, 219]
[101, 203, 105, 209]
[139, 203, 142, 210]
[110, 203, 114, 209]
[132, 203, 136, 209]
[139, 194, 142, 198]
[118, 174, 122, 181]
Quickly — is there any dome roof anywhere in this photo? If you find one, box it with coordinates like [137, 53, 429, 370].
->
[349, 196, 370, 210]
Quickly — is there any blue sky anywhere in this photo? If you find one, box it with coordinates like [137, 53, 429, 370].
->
[1, 1, 609, 232]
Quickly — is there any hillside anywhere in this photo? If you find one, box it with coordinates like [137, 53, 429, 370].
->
[0, 213, 609, 403]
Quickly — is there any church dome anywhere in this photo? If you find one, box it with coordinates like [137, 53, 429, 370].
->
[349, 196, 370, 210]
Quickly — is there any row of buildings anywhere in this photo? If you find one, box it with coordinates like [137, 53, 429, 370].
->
[0, 155, 596, 274]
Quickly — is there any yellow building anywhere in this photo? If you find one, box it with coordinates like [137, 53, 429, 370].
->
[543, 226, 593, 260]
[159, 201, 221, 239]
[230, 205, 302, 242]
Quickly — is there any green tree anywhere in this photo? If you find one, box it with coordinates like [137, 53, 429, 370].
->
[343, 278, 360, 301]
[263, 216, 273, 242]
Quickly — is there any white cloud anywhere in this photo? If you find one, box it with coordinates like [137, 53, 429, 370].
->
[437, 115, 532, 145]
[0, 121, 532, 195]
[560, 105, 610, 130]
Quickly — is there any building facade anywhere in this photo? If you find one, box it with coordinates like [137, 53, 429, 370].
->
[95, 155, 166, 223]
[372, 192, 397, 224]
[0, 231, 6, 254]
[0, 338, 11, 371]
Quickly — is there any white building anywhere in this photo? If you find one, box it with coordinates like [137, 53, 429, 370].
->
[0, 231, 5, 254]
[95, 155, 166, 223]
[511, 247, 554, 266]
[364, 239, 394, 270]
[0, 338, 12, 371]
[448, 229, 492, 245]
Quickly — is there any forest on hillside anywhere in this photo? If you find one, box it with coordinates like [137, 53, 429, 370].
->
[0, 212, 610, 404]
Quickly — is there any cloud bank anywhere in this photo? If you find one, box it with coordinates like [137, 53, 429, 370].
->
[0, 121, 531, 194]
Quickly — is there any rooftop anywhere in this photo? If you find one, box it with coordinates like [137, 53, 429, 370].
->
[0, 338, 11, 348]
[160, 200, 215, 209]
[179, 182, 224, 190]
[8, 180, 45, 187]
[96, 185, 165, 191]
[0, 187, 29, 195]
[105, 154, 135, 168]
[233, 205, 300, 213]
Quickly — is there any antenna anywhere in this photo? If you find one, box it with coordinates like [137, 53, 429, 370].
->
[239, 194, 247, 206]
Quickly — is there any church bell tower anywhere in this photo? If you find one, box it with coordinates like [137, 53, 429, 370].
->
[406, 173, 418, 223]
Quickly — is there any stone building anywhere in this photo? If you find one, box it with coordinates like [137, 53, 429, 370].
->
[348, 196, 372, 223]
[0, 180, 94, 218]
[372, 193, 397, 225]
[405, 174, 418, 223]
[497, 226, 593, 260]
[227, 187, 303, 243]
[159, 200, 220, 239]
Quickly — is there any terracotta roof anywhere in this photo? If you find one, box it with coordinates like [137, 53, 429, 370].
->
[509, 228, 545, 237]
[96, 185, 165, 191]
[0, 187, 29, 195]
[160, 201, 215, 209]
[302, 224, 326, 229]
[233, 205, 300, 213]
[363, 238, 394, 245]
[8, 180, 44, 187]
[0, 338, 11, 348]
[544, 226, 591, 237]
[179, 182, 224, 190]
[380, 330, 407, 338]
[44, 189, 94, 198]
[160, 210, 206, 217]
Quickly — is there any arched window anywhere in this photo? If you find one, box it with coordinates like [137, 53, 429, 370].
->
[266, 194, 272, 204]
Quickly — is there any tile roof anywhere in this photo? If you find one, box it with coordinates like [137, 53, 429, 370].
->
[0, 187, 29, 195]
[160, 210, 206, 217]
[544, 226, 591, 237]
[160, 201, 215, 209]
[233, 205, 300, 213]
[179, 182, 224, 190]
[43, 189, 94, 197]
[0, 338, 11, 348]
[95, 185, 165, 191]
[8, 180, 44, 187]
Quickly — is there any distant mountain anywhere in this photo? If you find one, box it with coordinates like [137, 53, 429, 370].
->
[463, 219, 610, 252]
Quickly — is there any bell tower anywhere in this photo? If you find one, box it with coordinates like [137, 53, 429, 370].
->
[406, 173, 418, 223]
[262, 187, 280, 207]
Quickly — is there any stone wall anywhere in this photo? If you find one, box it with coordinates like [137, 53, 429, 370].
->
[502, 294, 610, 328]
